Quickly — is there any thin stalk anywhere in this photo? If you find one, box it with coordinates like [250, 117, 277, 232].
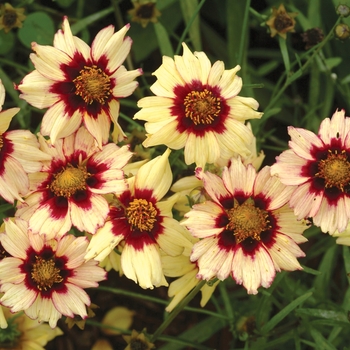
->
[150, 280, 206, 341]
[175, 0, 207, 55]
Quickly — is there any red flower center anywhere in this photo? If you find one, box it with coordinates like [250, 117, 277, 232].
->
[31, 256, 63, 291]
[49, 164, 89, 198]
[226, 199, 270, 243]
[126, 198, 157, 231]
[316, 150, 350, 191]
[184, 89, 221, 125]
[73, 65, 112, 105]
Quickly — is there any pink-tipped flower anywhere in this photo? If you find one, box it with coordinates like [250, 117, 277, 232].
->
[0, 79, 51, 204]
[0, 218, 106, 328]
[183, 158, 308, 294]
[16, 17, 142, 148]
[16, 126, 132, 237]
[271, 109, 350, 234]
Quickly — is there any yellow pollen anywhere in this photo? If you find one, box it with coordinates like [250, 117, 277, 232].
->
[31, 256, 63, 291]
[126, 198, 157, 232]
[49, 165, 89, 198]
[0, 135, 3, 151]
[315, 150, 350, 191]
[226, 199, 270, 243]
[73, 65, 112, 105]
[184, 89, 221, 125]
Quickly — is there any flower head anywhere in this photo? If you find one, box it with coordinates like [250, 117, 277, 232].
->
[128, 1, 161, 28]
[134, 43, 262, 168]
[0, 3, 26, 33]
[0, 218, 106, 328]
[16, 126, 132, 237]
[123, 329, 155, 350]
[266, 4, 298, 39]
[335, 23, 350, 40]
[85, 149, 192, 289]
[0, 80, 51, 204]
[183, 158, 308, 294]
[16, 17, 142, 148]
[301, 27, 324, 50]
[271, 109, 350, 234]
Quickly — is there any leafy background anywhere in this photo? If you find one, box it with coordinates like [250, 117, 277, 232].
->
[1, 0, 350, 349]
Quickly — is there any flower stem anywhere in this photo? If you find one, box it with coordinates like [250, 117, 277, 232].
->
[150, 280, 207, 342]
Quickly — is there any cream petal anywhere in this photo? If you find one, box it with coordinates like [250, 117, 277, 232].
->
[53, 17, 76, 58]
[69, 193, 109, 234]
[112, 67, 142, 97]
[83, 111, 111, 149]
[218, 66, 242, 98]
[207, 60, 225, 86]
[30, 44, 71, 81]
[0, 283, 37, 312]
[121, 243, 168, 289]
[134, 148, 172, 200]
[91, 25, 115, 61]
[17, 70, 59, 109]
[194, 51, 212, 84]
[0, 108, 20, 133]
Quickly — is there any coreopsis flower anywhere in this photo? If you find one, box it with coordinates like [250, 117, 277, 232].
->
[0, 79, 51, 204]
[161, 231, 220, 312]
[134, 43, 263, 168]
[335, 23, 350, 40]
[266, 4, 298, 39]
[183, 158, 308, 294]
[0, 3, 26, 33]
[271, 109, 350, 234]
[16, 17, 142, 148]
[16, 126, 132, 237]
[128, 1, 161, 28]
[85, 149, 192, 289]
[0, 218, 106, 328]
[301, 28, 324, 50]
[0, 305, 63, 349]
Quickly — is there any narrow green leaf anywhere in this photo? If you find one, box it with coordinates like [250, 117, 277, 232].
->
[261, 291, 313, 334]
[296, 308, 349, 322]
[343, 244, 350, 285]
[179, 0, 202, 51]
[301, 265, 321, 275]
[154, 22, 174, 57]
[310, 328, 338, 350]
[70, 7, 114, 35]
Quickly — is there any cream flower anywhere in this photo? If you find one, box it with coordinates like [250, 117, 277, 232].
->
[183, 158, 308, 294]
[16, 126, 132, 237]
[85, 149, 192, 289]
[134, 43, 263, 168]
[0, 306, 63, 349]
[271, 109, 350, 234]
[0, 218, 106, 328]
[0, 79, 51, 204]
[16, 17, 142, 148]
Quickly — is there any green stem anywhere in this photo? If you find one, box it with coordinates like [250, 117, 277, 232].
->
[278, 35, 290, 73]
[237, 0, 251, 66]
[175, 0, 207, 55]
[150, 280, 206, 342]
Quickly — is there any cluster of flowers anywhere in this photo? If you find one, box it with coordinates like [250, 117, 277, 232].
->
[1, 14, 350, 348]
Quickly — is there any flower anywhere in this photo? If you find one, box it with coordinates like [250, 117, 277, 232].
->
[0, 3, 26, 33]
[266, 4, 298, 39]
[336, 4, 350, 18]
[161, 230, 220, 312]
[85, 149, 192, 289]
[0, 79, 51, 204]
[134, 43, 262, 168]
[271, 109, 350, 234]
[128, 1, 161, 28]
[16, 17, 142, 148]
[0, 218, 106, 328]
[16, 126, 132, 237]
[0, 306, 63, 349]
[332, 224, 350, 246]
[183, 158, 308, 294]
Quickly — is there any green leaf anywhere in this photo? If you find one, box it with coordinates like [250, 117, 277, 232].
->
[300, 265, 321, 275]
[54, 0, 76, 8]
[0, 30, 15, 55]
[296, 308, 349, 322]
[18, 12, 55, 48]
[260, 291, 313, 334]
[180, 0, 202, 51]
[154, 22, 174, 57]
